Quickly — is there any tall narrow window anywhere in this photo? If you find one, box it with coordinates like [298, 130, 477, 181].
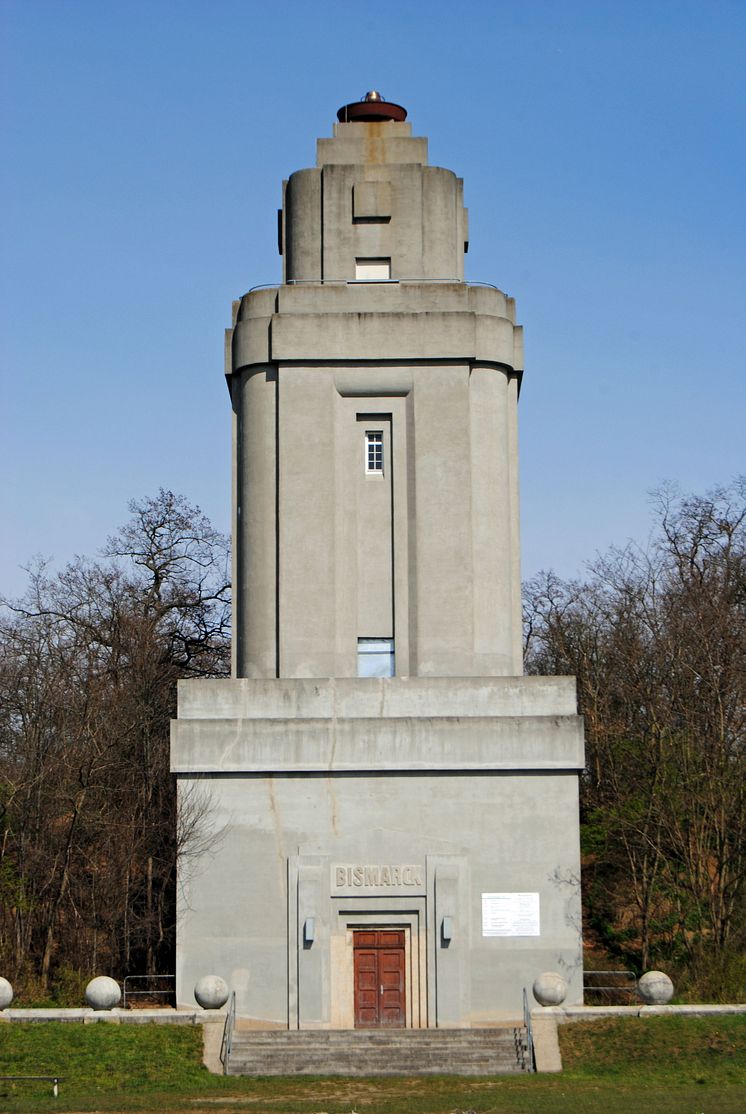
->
[365, 430, 384, 474]
[357, 638, 395, 678]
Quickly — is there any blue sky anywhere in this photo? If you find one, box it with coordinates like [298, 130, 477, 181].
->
[2, 0, 745, 599]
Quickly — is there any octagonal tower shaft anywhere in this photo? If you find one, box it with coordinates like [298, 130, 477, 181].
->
[226, 112, 524, 679]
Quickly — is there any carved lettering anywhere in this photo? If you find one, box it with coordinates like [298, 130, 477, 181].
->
[331, 864, 425, 890]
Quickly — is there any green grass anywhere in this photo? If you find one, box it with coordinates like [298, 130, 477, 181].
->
[0, 1015, 744, 1113]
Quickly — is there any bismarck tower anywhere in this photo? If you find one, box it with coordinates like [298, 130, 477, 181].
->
[171, 94, 584, 1028]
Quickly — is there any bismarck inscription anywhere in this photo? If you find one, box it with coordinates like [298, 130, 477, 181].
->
[334, 864, 424, 888]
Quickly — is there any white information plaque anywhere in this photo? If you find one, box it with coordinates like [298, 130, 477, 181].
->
[481, 892, 540, 937]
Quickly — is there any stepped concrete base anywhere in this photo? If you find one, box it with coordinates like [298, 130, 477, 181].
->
[225, 1026, 529, 1077]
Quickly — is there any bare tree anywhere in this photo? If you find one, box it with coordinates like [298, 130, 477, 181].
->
[0, 491, 230, 996]
[525, 480, 746, 988]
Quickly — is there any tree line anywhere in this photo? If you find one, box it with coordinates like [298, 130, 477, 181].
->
[525, 479, 745, 997]
[1, 481, 743, 1001]
[0, 491, 230, 999]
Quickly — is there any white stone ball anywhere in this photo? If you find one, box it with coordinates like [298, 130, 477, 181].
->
[194, 975, 229, 1009]
[85, 975, 121, 1010]
[638, 970, 674, 1004]
[0, 977, 13, 1009]
[532, 971, 568, 1006]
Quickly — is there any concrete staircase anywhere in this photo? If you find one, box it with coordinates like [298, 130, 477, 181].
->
[225, 1026, 530, 1076]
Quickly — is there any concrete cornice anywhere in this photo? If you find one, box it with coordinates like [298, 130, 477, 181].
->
[171, 713, 585, 774]
[177, 676, 580, 720]
[228, 283, 523, 375]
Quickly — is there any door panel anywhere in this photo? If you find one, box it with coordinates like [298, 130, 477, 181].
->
[353, 929, 405, 1028]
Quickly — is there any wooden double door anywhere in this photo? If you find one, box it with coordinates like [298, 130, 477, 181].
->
[353, 929, 406, 1028]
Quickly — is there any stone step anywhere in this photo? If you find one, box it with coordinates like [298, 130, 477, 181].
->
[230, 1026, 521, 1039]
[226, 1027, 529, 1076]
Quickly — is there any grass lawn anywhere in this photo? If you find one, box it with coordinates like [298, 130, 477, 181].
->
[0, 1015, 743, 1113]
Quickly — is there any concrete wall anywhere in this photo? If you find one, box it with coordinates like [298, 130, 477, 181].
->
[173, 110, 584, 1032]
[228, 114, 518, 680]
[231, 356, 521, 680]
[172, 676, 584, 1025]
[280, 121, 466, 284]
[173, 678, 584, 1026]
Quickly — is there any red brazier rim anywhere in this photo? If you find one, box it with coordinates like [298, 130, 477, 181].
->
[337, 100, 407, 123]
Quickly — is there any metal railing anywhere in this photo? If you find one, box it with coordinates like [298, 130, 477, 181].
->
[248, 277, 500, 293]
[122, 973, 175, 1009]
[583, 970, 638, 1004]
[0, 1076, 63, 1098]
[219, 990, 237, 1072]
[522, 987, 536, 1072]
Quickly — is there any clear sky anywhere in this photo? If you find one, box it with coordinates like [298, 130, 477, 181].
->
[2, 0, 744, 599]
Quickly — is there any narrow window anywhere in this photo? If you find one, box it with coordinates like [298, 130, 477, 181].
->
[365, 430, 383, 474]
[357, 638, 395, 678]
[355, 257, 391, 281]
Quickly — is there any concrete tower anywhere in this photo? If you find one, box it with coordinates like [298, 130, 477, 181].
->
[172, 95, 584, 1028]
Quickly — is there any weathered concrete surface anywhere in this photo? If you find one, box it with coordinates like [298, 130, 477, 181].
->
[531, 1012, 562, 1072]
[171, 711, 585, 773]
[0, 1008, 222, 1023]
[542, 1003, 746, 1023]
[173, 683, 585, 1023]
[201, 1019, 224, 1074]
[173, 103, 585, 1032]
[229, 359, 524, 680]
[177, 676, 579, 720]
[229, 116, 523, 682]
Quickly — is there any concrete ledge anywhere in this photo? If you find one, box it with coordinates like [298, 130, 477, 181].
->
[269, 311, 519, 366]
[2, 1009, 92, 1023]
[639, 1003, 746, 1017]
[171, 713, 585, 774]
[231, 284, 523, 371]
[533, 1003, 746, 1024]
[1, 1008, 226, 1025]
[177, 676, 580, 720]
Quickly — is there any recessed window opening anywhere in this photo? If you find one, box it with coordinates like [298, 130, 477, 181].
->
[365, 430, 384, 475]
[358, 638, 395, 678]
[355, 258, 391, 281]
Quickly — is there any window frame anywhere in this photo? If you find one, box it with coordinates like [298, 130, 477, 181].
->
[365, 429, 384, 476]
[354, 257, 392, 281]
[357, 637, 395, 678]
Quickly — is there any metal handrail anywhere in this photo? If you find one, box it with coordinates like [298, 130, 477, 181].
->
[122, 973, 175, 1009]
[0, 1076, 63, 1098]
[219, 990, 236, 1072]
[583, 969, 638, 1001]
[522, 987, 536, 1072]
[247, 278, 500, 293]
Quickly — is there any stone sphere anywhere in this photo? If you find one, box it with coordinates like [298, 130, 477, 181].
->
[532, 971, 568, 1006]
[638, 970, 674, 1004]
[0, 977, 13, 1009]
[85, 975, 121, 1010]
[194, 975, 229, 1009]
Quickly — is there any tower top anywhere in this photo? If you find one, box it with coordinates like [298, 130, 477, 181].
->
[337, 91, 407, 123]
